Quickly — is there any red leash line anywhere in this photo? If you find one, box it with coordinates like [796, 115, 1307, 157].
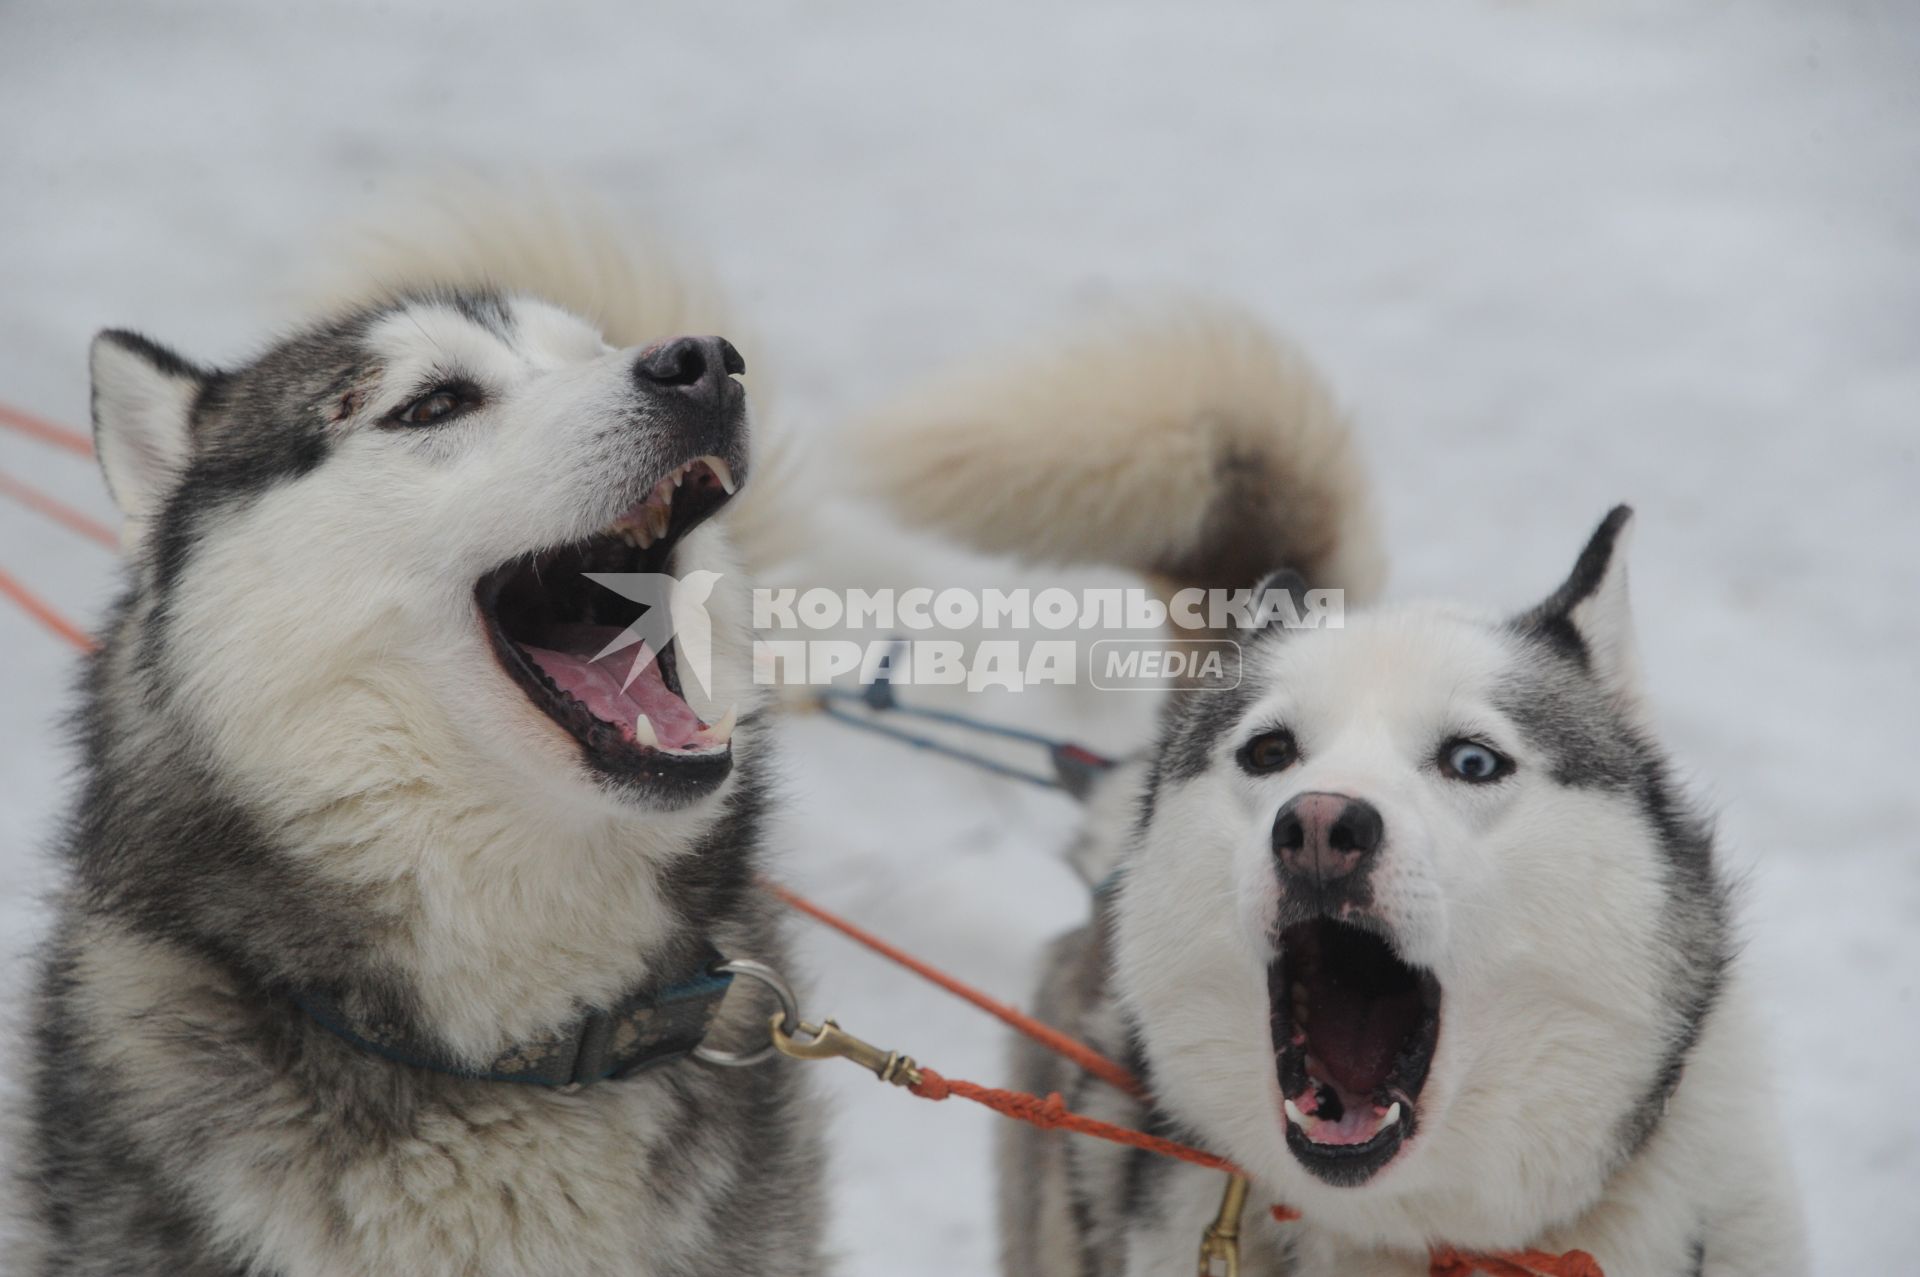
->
[758, 881, 1279, 1182]
[0, 566, 94, 651]
[759, 878, 1145, 1099]
[0, 402, 93, 457]
[1430, 1251, 1603, 1277]
[0, 469, 119, 549]
[907, 1066, 1253, 1179]
[0, 449, 115, 649]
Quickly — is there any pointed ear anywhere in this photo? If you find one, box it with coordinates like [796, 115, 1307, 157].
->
[90, 330, 207, 541]
[1514, 505, 1639, 693]
[1251, 568, 1310, 631]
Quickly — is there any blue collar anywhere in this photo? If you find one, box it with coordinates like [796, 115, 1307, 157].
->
[294, 946, 734, 1088]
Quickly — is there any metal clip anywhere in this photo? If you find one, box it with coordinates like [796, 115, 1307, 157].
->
[1196, 1173, 1249, 1277]
[770, 1014, 923, 1088]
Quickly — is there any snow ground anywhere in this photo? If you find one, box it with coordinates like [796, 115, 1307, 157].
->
[2, 1, 1916, 1270]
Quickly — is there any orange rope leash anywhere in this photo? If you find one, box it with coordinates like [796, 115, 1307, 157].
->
[0, 566, 95, 651]
[0, 402, 93, 457]
[760, 878, 1145, 1099]
[1429, 1249, 1604, 1277]
[909, 1065, 1254, 1178]
[0, 469, 120, 548]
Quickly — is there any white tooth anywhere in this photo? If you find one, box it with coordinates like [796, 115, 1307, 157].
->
[1284, 1098, 1307, 1129]
[1380, 1102, 1402, 1129]
[708, 456, 736, 494]
[633, 715, 659, 749]
[635, 526, 655, 550]
[700, 704, 738, 745]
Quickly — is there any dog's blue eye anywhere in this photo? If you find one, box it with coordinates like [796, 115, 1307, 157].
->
[1441, 739, 1510, 783]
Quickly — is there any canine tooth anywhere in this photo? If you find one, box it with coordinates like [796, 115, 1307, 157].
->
[708, 456, 736, 494]
[700, 704, 738, 745]
[1284, 1098, 1308, 1129]
[633, 714, 660, 749]
[1380, 1102, 1402, 1129]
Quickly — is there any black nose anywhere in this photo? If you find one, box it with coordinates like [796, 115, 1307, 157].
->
[633, 336, 745, 402]
[1272, 792, 1384, 903]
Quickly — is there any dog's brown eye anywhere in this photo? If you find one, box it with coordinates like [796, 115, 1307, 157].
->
[390, 384, 478, 426]
[1239, 729, 1299, 774]
[1440, 738, 1512, 783]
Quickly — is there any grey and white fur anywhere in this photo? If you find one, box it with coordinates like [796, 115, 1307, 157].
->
[13, 204, 826, 1276]
[850, 307, 1807, 1276]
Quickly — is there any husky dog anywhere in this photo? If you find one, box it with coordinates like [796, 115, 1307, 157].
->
[15, 206, 825, 1275]
[851, 308, 1806, 1275]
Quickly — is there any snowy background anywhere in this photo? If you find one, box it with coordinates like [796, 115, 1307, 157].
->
[2, 1, 1916, 1271]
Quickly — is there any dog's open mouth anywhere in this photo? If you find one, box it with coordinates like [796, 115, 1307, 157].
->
[1270, 917, 1441, 1186]
[476, 455, 739, 792]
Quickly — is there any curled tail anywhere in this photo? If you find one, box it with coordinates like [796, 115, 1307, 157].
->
[847, 302, 1385, 603]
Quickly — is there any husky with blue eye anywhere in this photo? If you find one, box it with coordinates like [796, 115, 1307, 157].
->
[13, 205, 825, 1276]
[852, 309, 1807, 1275]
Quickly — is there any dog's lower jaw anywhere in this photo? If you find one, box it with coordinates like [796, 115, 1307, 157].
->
[1261, 976, 1805, 1274]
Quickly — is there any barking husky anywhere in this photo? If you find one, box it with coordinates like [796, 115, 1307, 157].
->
[16, 207, 825, 1275]
[851, 308, 1807, 1275]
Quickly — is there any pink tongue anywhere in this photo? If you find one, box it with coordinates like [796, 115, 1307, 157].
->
[520, 624, 705, 750]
